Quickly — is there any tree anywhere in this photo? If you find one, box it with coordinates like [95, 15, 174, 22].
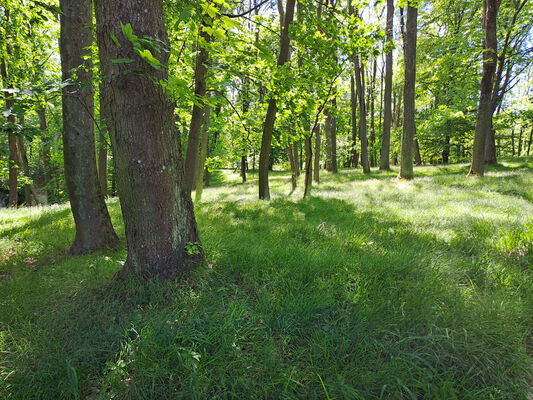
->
[59, 0, 118, 254]
[380, 0, 394, 170]
[258, 0, 296, 200]
[94, 0, 203, 279]
[468, 0, 500, 176]
[399, 3, 418, 180]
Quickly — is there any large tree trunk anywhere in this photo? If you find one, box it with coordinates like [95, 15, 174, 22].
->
[258, 0, 296, 199]
[399, 4, 418, 180]
[60, 0, 117, 254]
[95, 0, 202, 279]
[354, 55, 370, 173]
[98, 84, 109, 197]
[485, 122, 498, 164]
[468, 0, 500, 176]
[313, 124, 321, 183]
[184, 23, 211, 194]
[380, 0, 393, 170]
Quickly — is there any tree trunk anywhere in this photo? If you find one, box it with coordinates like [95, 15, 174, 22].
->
[350, 75, 359, 168]
[258, 0, 296, 199]
[511, 128, 515, 156]
[485, 121, 498, 164]
[330, 96, 338, 173]
[527, 126, 532, 156]
[442, 135, 450, 164]
[16, 133, 40, 206]
[303, 135, 313, 198]
[399, 4, 418, 180]
[517, 125, 523, 156]
[60, 0, 118, 254]
[313, 124, 321, 183]
[292, 142, 300, 177]
[38, 106, 51, 203]
[98, 84, 109, 197]
[380, 0, 393, 170]
[95, 0, 202, 279]
[288, 144, 297, 190]
[204, 103, 222, 188]
[468, 0, 500, 176]
[414, 139, 422, 165]
[354, 55, 370, 173]
[195, 103, 211, 200]
[369, 58, 377, 167]
[184, 22, 211, 194]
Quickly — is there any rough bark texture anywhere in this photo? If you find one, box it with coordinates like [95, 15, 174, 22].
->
[354, 55, 370, 173]
[288, 144, 297, 190]
[313, 124, 320, 183]
[258, 0, 296, 199]
[469, 0, 500, 176]
[380, 0, 393, 170]
[399, 4, 418, 180]
[184, 25, 211, 194]
[60, 0, 118, 254]
[98, 84, 110, 197]
[95, 0, 202, 279]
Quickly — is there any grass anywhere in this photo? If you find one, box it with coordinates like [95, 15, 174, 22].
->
[1, 158, 532, 399]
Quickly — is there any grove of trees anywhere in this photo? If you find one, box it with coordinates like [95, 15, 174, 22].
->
[1, 0, 532, 278]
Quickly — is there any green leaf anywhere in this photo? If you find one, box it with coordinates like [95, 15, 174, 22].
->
[111, 58, 134, 64]
[111, 33, 121, 48]
[121, 22, 138, 44]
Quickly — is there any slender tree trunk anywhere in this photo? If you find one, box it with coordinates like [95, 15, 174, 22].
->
[468, 0, 500, 176]
[38, 106, 51, 203]
[330, 95, 338, 173]
[313, 124, 321, 183]
[184, 24, 211, 194]
[443, 135, 450, 164]
[399, 4, 418, 180]
[511, 128, 515, 156]
[195, 103, 211, 200]
[204, 103, 222, 188]
[369, 58, 377, 167]
[16, 131, 40, 206]
[303, 135, 313, 198]
[354, 55, 370, 173]
[95, 0, 202, 279]
[258, 0, 296, 199]
[292, 142, 300, 177]
[288, 144, 297, 190]
[380, 0, 393, 170]
[350, 75, 359, 168]
[527, 126, 532, 156]
[517, 125, 523, 156]
[60, 0, 117, 254]
[7, 108, 18, 208]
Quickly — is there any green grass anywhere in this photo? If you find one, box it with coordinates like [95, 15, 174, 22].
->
[1, 159, 533, 399]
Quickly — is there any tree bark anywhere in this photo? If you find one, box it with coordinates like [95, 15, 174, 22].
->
[95, 0, 202, 279]
[369, 58, 377, 167]
[350, 75, 359, 168]
[98, 84, 110, 197]
[468, 0, 500, 176]
[292, 142, 300, 177]
[60, 0, 118, 254]
[313, 124, 321, 183]
[399, 4, 418, 180]
[258, 0, 296, 199]
[38, 106, 51, 203]
[380, 0, 393, 170]
[184, 21, 211, 194]
[303, 135, 313, 198]
[527, 126, 532, 156]
[288, 144, 297, 190]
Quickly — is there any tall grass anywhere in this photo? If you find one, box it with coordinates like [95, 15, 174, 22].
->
[1, 159, 532, 399]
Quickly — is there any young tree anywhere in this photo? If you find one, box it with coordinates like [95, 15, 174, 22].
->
[399, 3, 418, 180]
[59, 0, 118, 254]
[380, 0, 394, 170]
[258, 0, 296, 199]
[94, 0, 203, 279]
[469, 0, 500, 176]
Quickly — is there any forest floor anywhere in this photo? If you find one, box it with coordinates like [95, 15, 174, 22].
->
[1, 158, 533, 399]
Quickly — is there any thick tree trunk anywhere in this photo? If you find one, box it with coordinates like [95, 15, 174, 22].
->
[380, 0, 393, 170]
[258, 0, 295, 199]
[60, 0, 118, 254]
[399, 4, 418, 180]
[195, 104, 211, 201]
[469, 0, 500, 176]
[184, 24, 211, 194]
[313, 124, 321, 183]
[354, 55, 370, 173]
[95, 0, 201, 279]
[98, 84, 110, 197]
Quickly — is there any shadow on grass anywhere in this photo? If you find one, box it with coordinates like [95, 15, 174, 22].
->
[2, 195, 530, 399]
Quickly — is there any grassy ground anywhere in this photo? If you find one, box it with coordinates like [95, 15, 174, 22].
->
[1, 159, 532, 399]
